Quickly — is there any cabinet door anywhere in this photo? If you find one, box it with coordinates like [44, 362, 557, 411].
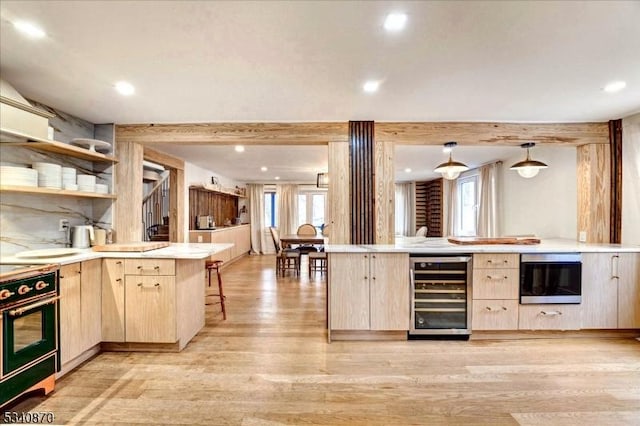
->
[239, 226, 251, 255]
[618, 252, 640, 328]
[518, 304, 581, 330]
[102, 258, 125, 342]
[329, 253, 370, 330]
[80, 259, 102, 350]
[581, 253, 618, 329]
[370, 253, 410, 330]
[125, 276, 176, 343]
[59, 263, 82, 364]
[210, 231, 232, 263]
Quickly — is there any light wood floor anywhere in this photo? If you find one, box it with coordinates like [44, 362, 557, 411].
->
[10, 255, 640, 425]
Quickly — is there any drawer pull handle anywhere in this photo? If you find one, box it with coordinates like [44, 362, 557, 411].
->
[35, 280, 49, 290]
[116, 278, 122, 282]
[364, 276, 368, 280]
[540, 310, 562, 316]
[486, 306, 508, 312]
[486, 275, 508, 280]
[116, 261, 123, 265]
[137, 282, 161, 288]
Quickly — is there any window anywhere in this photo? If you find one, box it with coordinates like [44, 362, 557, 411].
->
[264, 192, 277, 227]
[457, 175, 478, 236]
[297, 192, 326, 230]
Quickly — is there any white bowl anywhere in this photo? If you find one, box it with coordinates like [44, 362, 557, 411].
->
[77, 174, 96, 184]
[64, 183, 78, 191]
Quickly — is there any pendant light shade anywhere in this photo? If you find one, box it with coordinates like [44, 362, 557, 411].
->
[510, 142, 548, 178]
[434, 142, 469, 180]
[316, 172, 329, 188]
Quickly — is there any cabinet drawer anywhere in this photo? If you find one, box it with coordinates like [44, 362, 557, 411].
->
[124, 259, 175, 276]
[474, 253, 519, 269]
[518, 304, 581, 330]
[472, 269, 519, 299]
[472, 299, 519, 330]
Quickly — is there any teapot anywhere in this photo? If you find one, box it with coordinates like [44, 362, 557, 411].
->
[71, 225, 95, 248]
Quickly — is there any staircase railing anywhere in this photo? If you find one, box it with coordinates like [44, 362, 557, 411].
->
[142, 171, 170, 241]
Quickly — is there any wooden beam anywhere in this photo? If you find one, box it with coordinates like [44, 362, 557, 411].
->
[374, 140, 395, 244]
[143, 147, 184, 170]
[115, 141, 144, 242]
[327, 141, 350, 244]
[577, 144, 610, 244]
[116, 122, 349, 145]
[170, 168, 185, 243]
[376, 122, 609, 146]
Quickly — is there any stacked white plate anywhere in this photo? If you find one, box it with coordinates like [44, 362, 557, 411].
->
[33, 162, 62, 189]
[77, 174, 96, 192]
[95, 183, 109, 194]
[0, 165, 38, 187]
[62, 167, 76, 188]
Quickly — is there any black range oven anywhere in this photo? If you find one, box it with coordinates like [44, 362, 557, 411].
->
[520, 254, 582, 304]
[1, 264, 59, 408]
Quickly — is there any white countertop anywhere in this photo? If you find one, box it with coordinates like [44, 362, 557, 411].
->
[325, 238, 640, 254]
[189, 224, 250, 233]
[0, 243, 234, 265]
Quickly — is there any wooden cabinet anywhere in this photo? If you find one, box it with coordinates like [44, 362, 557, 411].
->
[471, 253, 519, 331]
[59, 259, 102, 365]
[125, 276, 176, 343]
[102, 259, 125, 341]
[188, 225, 251, 265]
[582, 252, 640, 329]
[101, 258, 204, 349]
[329, 252, 409, 331]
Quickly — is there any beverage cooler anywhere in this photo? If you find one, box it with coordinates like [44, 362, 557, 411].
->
[409, 255, 472, 336]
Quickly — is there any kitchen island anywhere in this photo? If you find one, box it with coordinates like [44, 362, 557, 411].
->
[1, 243, 233, 376]
[325, 238, 640, 342]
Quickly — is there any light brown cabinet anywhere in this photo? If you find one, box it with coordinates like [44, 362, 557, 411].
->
[101, 258, 205, 350]
[471, 253, 519, 331]
[59, 259, 102, 365]
[581, 252, 640, 329]
[189, 225, 251, 265]
[329, 252, 409, 332]
[518, 304, 581, 330]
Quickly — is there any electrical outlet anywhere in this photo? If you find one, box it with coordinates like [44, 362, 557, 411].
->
[59, 219, 69, 231]
[578, 231, 587, 242]
[197, 235, 203, 243]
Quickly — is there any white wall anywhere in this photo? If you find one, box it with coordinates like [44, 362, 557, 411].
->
[622, 113, 640, 245]
[183, 162, 246, 238]
[500, 146, 577, 239]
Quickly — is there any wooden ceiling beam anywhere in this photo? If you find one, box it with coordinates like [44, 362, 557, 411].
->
[116, 121, 609, 147]
[116, 122, 349, 145]
[376, 122, 609, 146]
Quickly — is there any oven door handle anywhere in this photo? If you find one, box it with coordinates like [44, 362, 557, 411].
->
[8, 296, 60, 317]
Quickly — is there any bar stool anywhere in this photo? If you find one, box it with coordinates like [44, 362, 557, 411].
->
[205, 260, 226, 320]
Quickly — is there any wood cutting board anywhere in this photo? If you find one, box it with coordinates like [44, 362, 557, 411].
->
[448, 237, 541, 245]
[92, 242, 170, 252]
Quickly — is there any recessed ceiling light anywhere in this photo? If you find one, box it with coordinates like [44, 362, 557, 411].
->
[14, 21, 46, 38]
[363, 81, 380, 93]
[274, 176, 280, 180]
[404, 168, 412, 173]
[261, 166, 268, 172]
[603, 81, 626, 93]
[114, 81, 135, 96]
[235, 145, 245, 153]
[384, 13, 407, 32]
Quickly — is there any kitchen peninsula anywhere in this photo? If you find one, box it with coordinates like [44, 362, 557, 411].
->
[326, 238, 640, 342]
[1, 243, 232, 376]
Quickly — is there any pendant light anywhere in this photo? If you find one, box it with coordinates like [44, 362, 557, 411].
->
[510, 142, 548, 178]
[434, 142, 469, 180]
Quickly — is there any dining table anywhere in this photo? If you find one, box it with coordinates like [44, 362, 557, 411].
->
[279, 234, 327, 249]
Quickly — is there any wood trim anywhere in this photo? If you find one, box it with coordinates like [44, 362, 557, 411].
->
[609, 119, 623, 244]
[577, 144, 610, 243]
[374, 140, 395, 244]
[144, 146, 184, 170]
[350, 121, 375, 244]
[116, 122, 349, 145]
[170, 168, 185, 242]
[100, 341, 180, 352]
[327, 141, 350, 244]
[329, 330, 407, 341]
[376, 122, 609, 146]
[470, 329, 640, 340]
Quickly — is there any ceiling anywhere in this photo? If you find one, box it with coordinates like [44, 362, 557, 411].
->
[1, 1, 638, 182]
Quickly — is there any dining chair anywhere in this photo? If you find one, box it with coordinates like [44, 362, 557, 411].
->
[308, 250, 328, 276]
[296, 223, 319, 254]
[416, 226, 428, 237]
[269, 227, 300, 277]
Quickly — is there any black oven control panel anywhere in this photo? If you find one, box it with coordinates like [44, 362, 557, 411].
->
[0, 272, 57, 307]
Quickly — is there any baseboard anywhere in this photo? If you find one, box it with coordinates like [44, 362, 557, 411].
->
[329, 330, 407, 342]
[57, 345, 101, 378]
[470, 329, 640, 340]
[101, 341, 180, 352]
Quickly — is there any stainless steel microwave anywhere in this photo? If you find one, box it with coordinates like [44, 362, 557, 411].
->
[520, 253, 582, 304]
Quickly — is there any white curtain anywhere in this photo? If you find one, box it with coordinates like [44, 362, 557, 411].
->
[394, 182, 415, 236]
[247, 184, 267, 254]
[276, 184, 298, 235]
[477, 162, 501, 237]
[443, 178, 459, 237]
